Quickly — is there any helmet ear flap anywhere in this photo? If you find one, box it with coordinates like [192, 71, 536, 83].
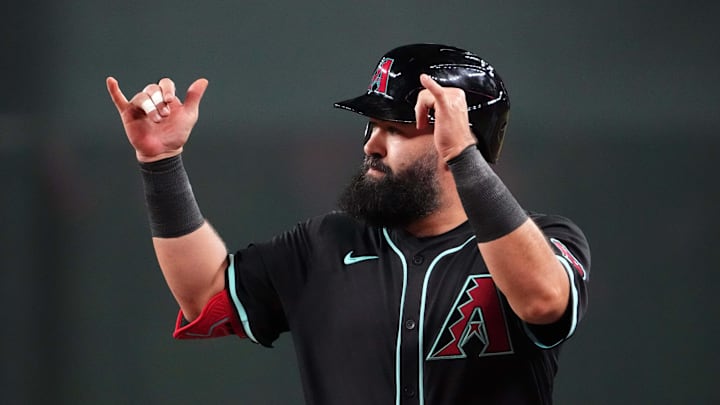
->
[470, 107, 509, 163]
[486, 110, 509, 163]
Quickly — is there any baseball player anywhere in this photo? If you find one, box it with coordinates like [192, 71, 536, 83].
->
[107, 43, 590, 405]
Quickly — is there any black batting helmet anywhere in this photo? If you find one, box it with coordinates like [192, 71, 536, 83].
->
[334, 43, 510, 163]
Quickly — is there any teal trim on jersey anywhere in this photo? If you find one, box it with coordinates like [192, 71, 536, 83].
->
[227, 254, 259, 344]
[417, 235, 477, 405]
[522, 255, 580, 349]
[343, 250, 380, 265]
[382, 228, 409, 405]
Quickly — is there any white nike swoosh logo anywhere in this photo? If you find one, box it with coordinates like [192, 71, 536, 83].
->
[343, 251, 379, 265]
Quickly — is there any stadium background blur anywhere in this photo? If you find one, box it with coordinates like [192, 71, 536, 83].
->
[2, 1, 718, 403]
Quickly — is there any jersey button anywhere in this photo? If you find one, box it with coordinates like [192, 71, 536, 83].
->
[412, 254, 424, 265]
[403, 385, 416, 398]
[405, 319, 416, 330]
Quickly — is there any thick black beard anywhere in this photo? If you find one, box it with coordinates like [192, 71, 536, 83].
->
[337, 152, 441, 228]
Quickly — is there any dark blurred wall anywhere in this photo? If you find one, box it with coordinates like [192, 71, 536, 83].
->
[2, 1, 719, 404]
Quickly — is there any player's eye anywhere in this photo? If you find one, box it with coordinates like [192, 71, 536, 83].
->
[386, 126, 400, 134]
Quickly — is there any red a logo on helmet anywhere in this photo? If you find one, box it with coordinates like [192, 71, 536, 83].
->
[368, 57, 394, 95]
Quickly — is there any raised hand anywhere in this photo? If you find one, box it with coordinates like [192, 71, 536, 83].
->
[106, 77, 209, 162]
[415, 74, 478, 162]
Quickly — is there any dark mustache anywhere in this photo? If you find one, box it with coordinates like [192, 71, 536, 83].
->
[362, 156, 392, 174]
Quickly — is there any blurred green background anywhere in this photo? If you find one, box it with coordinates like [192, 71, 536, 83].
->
[2, 0, 719, 403]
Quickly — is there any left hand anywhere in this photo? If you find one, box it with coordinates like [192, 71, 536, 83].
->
[415, 74, 477, 161]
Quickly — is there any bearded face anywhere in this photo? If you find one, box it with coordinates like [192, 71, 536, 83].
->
[337, 150, 441, 228]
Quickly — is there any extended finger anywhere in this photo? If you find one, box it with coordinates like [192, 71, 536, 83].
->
[419, 74, 445, 99]
[419, 73, 469, 118]
[414, 89, 435, 129]
[106, 77, 129, 112]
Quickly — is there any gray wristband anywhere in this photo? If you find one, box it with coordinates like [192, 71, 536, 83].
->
[448, 145, 528, 242]
[139, 155, 204, 238]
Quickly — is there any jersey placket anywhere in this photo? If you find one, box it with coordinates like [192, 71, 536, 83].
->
[385, 227, 479, 405]
[399, 247, 427, 404]
[383, 228, 419, 405]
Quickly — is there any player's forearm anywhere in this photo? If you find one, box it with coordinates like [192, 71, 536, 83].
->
[448, 146, 569, 324]
[478, 220, 569, 324]
[153, 222, 228, 321]
[139, 154, 228, 321]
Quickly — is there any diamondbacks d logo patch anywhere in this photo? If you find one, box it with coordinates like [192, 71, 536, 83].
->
[368, 57, 394, 95]
[427, 275, 513, 360]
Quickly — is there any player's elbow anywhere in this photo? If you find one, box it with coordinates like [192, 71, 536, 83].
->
[514, 289, 568, 325]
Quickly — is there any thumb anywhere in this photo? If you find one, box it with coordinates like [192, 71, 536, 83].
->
[183, 78, 209, 111]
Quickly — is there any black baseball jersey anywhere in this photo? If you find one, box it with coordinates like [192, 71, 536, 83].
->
[175, 211, 590, 405]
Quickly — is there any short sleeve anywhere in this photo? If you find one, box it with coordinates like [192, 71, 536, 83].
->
[226, 220, 314, 347]
[522, 214, 591, 348]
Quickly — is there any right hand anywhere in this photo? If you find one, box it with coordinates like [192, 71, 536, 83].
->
[106, 77, 209, 162]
